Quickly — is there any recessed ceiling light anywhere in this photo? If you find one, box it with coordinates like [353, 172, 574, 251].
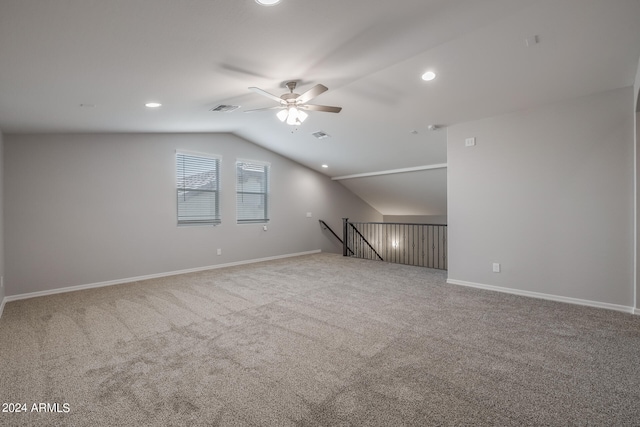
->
[255, 0, 281, 5]
[321, 164, 329, 168]
[145, 102, 162, 108]
[421, 71, 436, 81]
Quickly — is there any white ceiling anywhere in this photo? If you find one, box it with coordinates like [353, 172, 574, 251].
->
[1, 0, 640, 216]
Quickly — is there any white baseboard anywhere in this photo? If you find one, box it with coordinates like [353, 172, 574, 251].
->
[634, 308, 640, 316]
[446, 278, 635, 314]
[3, 250, 321, 307]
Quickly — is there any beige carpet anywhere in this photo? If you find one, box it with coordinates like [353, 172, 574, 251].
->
[1, 253, 639, 426]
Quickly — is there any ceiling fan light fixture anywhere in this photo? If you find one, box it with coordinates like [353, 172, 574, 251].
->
[286, 107, 299, 125]
[276, 109, 288, 122]
[277, 106, 308, 125]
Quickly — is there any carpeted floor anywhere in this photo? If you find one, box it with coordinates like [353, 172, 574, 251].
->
[1, 253, 639, 426]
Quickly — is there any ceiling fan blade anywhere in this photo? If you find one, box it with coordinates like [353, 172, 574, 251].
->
[301, 104, 342, 113]
[220, 64, 271, 79]
[248, 87, 284, 104]
[244, 106, 285, 113]
[296, 84, 328, 104]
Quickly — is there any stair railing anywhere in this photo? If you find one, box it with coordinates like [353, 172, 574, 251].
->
[319, 220, 354, 255]
[343, 218, 383, 261]
[342, 218, 447, 270]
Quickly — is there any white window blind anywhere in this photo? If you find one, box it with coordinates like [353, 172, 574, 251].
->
[176, 151, 221, 226]
[236, 160, 270, 224]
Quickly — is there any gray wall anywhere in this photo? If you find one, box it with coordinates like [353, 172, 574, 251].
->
[637, 111, 640, 310]
[383, 215, 447, 225]
[632, 55, 640, 312]
[4, 133, 381, 296]
[448, 87, 635, 307]
[635, 54, 640, 112]
[338, 168, 448, 217]
[0, 130, 4, 305]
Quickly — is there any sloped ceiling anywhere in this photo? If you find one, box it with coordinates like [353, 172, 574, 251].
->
[338, 167, 448, 216]
[1, 0, 640, 216]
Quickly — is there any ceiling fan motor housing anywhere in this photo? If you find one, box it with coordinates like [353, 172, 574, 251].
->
[285, 81, 298, 92]
[281, 93, 299, 103]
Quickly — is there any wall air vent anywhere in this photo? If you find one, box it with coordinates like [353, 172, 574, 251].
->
[312, 131, 331, 140]
[209, 104, 240, 112]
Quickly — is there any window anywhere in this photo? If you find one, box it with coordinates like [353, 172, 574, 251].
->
[176, 151, 221, 226]
[236, 160, 270, 224]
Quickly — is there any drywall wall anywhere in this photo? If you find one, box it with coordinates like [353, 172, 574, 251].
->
[637, 111, 640, 310]
[0, 130, 4, 307]
[337, 168, 447, 216]
[4, 133, 381, 296]
[634, 56, 640, 311]
[635, 54, 640, 112]
[383, 215, 447, 224]
[448, 87, 634, 307]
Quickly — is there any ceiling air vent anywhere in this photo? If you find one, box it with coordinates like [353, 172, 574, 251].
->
[209, 104, 240, 112]
[312, 131, 331, 140]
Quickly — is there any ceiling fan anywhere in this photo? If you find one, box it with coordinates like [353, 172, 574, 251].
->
[245, 81, 342, 125]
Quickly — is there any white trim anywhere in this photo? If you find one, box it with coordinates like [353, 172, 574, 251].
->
[3, 250, 321, 305]
[176, 150, 222, 227]
[446, 278, 635, 314]
[236, 158, 271, 168]
[634, 308, 640, 315]
[0, 297, 6, 318]
[175, 149, 222, 160]
[236, 159, 270, 225]
[331, 163, 448, 181]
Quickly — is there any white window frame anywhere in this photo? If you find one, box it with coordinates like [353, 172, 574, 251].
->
[176, 150, 222, 226]
[236, 159, 270, 224]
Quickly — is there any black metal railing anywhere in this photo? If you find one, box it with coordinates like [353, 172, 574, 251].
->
[342, 218, 447, 270]
[319, 220, 354, 255]
[344, 220, 383, 261]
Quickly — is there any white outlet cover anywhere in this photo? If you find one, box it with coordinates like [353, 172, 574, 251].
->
[465, 137, 476, 147]
[306, 212, 312, 218]
[492, 263, 500, 273]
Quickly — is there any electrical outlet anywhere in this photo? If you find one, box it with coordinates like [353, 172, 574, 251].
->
[465, 137, 476, 147]
[492, 263, 501, 273]
[263, 225, 268, 231]
[306, 212, 312, 218]
[217, 249, 222, 256]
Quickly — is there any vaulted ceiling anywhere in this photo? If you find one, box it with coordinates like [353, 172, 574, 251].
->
[1, 0, 640, 216]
